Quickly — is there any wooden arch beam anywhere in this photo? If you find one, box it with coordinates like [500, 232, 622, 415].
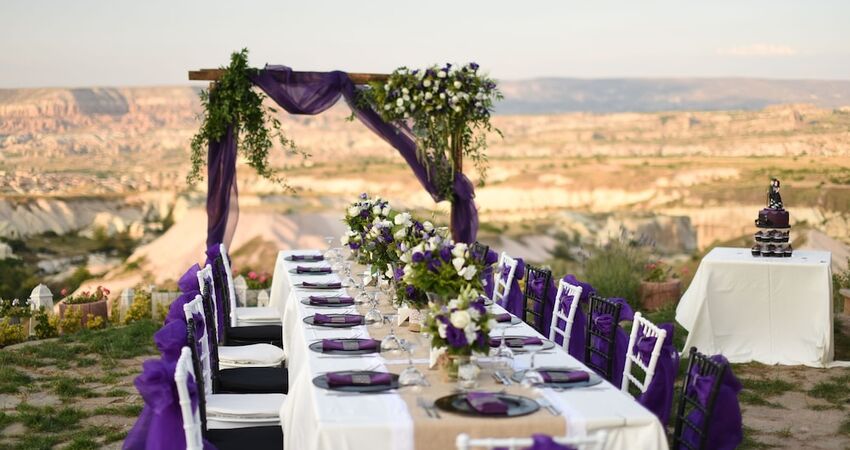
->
[188, 69, 388, 85]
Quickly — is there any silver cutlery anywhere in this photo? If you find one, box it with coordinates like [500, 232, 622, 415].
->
[495, 370, 512, 386]
[536, 397, 560, 416]
[425, 398, 441, 419]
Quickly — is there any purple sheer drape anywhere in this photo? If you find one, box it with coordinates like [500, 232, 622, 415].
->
[204, 66, 480, 249]
[636, 323, 679, 425]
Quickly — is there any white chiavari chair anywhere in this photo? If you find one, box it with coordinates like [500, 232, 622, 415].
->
[621, 311, 667, 394]
[492, 252, 518, 307]
[548, 279, 583, 351]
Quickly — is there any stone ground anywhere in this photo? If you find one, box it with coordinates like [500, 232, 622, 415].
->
[0, 320, 158, 449]
[0, 315, 849, 449]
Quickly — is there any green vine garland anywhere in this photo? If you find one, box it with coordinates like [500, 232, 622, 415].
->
[187, 49, 306, 188]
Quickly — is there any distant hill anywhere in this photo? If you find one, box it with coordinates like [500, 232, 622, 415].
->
[497, 78, 850, 114]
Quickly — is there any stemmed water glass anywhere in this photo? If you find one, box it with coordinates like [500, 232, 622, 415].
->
[520, 346, 544, 389]
[323, 236, 337, 260]
[398, 339, 426, 390]
[380, 314, 402, 354]
[365, 289, 384, 328]
[492, 328, 515, 374]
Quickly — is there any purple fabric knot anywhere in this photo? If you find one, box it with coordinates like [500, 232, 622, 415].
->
[177, 264, 201, 293]
[164, 290, 200, 326]
[529, 276, 546, 297]
[592, 313, 614, 333]
[634, 333, 658, 365]
[154, 321, 188, 363]
[500, 263, 512, 281]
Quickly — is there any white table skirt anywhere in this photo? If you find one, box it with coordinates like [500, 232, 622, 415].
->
[676, 247, 834, 367]
[271, 250, 668, 450]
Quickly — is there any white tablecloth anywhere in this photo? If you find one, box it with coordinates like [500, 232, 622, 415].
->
[676, 247, 834, 367]
[271, 250, 668, 450]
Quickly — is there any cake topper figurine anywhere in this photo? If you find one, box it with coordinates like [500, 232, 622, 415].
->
[767, 178, 783, 210]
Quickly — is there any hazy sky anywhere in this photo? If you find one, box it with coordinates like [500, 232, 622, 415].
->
[1, 0, 848, 87]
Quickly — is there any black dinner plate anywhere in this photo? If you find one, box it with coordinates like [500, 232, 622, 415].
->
[312, 370, 399, 393]
[300, 298, 357, 308]
[490, 335, 556, 353]
[308, 339, 380, 355]
[509, 367, 602, 389]
[289, 267, 334, 275]
[434, 392, 539, 417]
[297, 282, 348, 290]
[285, 255, 324, 262]
[303, 314, 365, 328]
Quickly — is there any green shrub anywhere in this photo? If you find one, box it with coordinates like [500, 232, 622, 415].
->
[84, 314, 105, 330]
[124, 289, 152, 324]
[584, 240, 646, 308]
[33, 307, 59, 339]
[0, 318, 27, 347]
[58, 308, 83, 335]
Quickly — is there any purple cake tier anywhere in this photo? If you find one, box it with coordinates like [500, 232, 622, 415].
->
[755, 208, 790, 229]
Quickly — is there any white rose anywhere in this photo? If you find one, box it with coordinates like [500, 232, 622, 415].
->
[452, 243, 468, 258]
[394, 212, 411, 225]
[462, 266, 477, 281]
[450, 310, 471, 329]
[464, 322, 478, 344]
[394, 228, 407, 240]
[452, 257, 465, 272]
[348, 206, 359, 216]
[382, 206, 391, 216]
[453, 81, 461, 89]
[403, 94, 410, 101]
[423, 79, 432, 87]
[402, 88, 409, 95]
[468, 307, 481, 320]
[437, 321, 448, 339]
[437, 70, 447, 78]
[396, 98, 404, 107]
[372, 205, 381, 214]
[424, 92, 433, 100]
[423, 221, 434, 232]
[439, 92, 446, 100]
[400, 252, 411, 263]
[340, 235, 349, 245]
[453, 106, 461, 112]
[385, 268, 393, 279]
[448, 299, 460, 310]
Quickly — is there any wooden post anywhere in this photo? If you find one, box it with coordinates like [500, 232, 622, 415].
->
[188, 69, 388, 85]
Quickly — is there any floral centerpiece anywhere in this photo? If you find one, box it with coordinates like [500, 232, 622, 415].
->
[424, 286, 494, 379]
[391, 214, 447, 308]
[341, 193, 393, 269]
[639, 260, 682, 311]
[401, 238, 487, 302]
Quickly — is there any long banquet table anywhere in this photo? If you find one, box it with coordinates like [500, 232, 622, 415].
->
[269, 249, 668, 450]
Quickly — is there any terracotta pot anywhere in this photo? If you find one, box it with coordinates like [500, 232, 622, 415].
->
[56, 299, 108, 327]
[638, 280, 681, 311]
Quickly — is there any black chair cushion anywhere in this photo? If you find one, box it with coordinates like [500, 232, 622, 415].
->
[206, 426, 283, 450]
[225, 325, 283, 347]
[218, 366, 289, 394]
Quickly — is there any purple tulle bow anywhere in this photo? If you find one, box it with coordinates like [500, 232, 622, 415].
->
[636, 323, 679, 425]
[679, 354, 743, 450]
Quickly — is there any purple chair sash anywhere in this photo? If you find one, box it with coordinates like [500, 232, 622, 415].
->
[153, 321, 189, 364]
[679, 354, 743, 450]
[588, 303, 632, 387]
[636, 323, 679, 426]
[204, 243, 226, 341]
[481, 249, 499, 299]
[551, 274, 596, 363]
[123, 359, 213, 450]
[177, 264, 201, 293]
[164, 290, 200, 326]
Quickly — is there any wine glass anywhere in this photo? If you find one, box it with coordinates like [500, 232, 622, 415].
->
[365, 290, 384, 328]
[323, 236, 336, 259]
[492, 328, 515, 374]
[398, 339, 426, 390]
[520, 347, 544, 389]
[380, 314, 402, 354]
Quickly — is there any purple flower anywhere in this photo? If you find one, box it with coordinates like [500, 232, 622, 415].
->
[470, 299, 486, 316]
[439, 246, 452, 262]
[405, 285, 415, 297]
[445, 324, 468, 348]
[427, 258, 442, 273]
[359, 193, 368, 199]
[394, 267, 404, 280]
[470, 62, 480, 71]
[412, 252, 425, 263]
[349, 242, 361, 250]
[359, 209, 369, 218]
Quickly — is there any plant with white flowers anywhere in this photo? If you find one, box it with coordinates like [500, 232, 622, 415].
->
[400, 237, 490, 300]
[391, 216, 450, 308]
[424, 285, 493, 357]
[341, 193, 392, 263]
[361, 63, 502, 200]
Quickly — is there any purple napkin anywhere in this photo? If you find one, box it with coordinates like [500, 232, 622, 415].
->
[327, 371, 392, 387]
[495, 313, 512, 323]
[539, 370, 590, 384]
[322, 339, 378, 352]
[466, 392, 509, 415]
[313, 313, 364, 325]
[297, 266, 332, 274]
[303, 281, 342, 288]
[309, 296, 355, 306]
[291, 254, 324, 261]
[489, 337, 543, 348]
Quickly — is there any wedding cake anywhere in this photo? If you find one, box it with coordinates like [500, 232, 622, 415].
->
[752, 178, 792, 257]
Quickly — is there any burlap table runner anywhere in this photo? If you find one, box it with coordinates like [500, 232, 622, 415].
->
[347, 300, 567, 450]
